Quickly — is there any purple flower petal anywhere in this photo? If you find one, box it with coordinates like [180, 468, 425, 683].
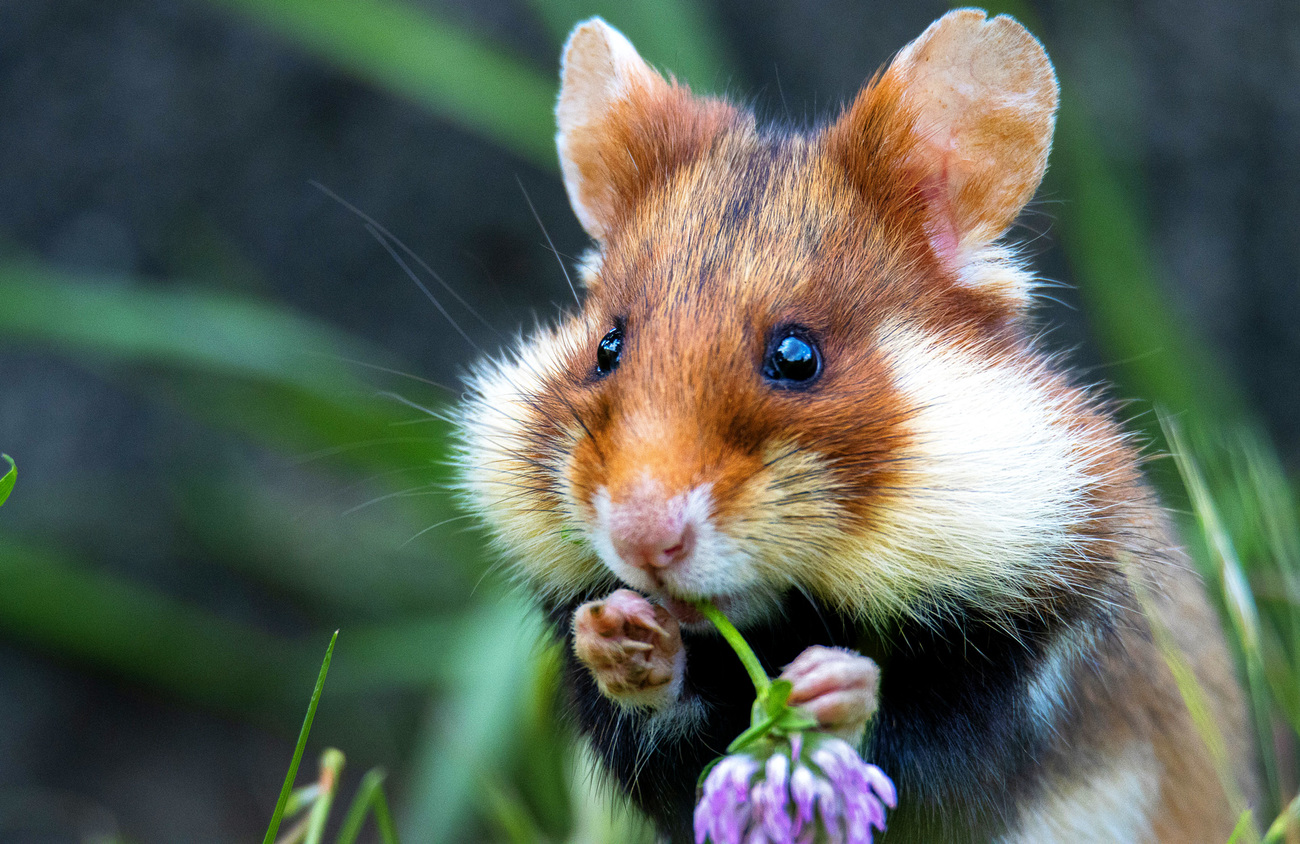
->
[864, 765, 897, 809]
[790, 764, 816, 826]
[695, 735, 895, 844]
[756, 754, 795, 842]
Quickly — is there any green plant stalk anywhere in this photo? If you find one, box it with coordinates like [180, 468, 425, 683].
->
[263, 631, 338, 844]
[304, 749, 345, 844]
[695, 599, 769, 696]
[1262, 792, 1300, 844]
[370, 785, 399, 844]
[336, 768, 392, 844]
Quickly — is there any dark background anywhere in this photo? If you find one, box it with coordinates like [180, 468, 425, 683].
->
[0, 0, 1296, 840]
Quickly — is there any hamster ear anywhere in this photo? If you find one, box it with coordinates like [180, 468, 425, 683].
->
[556, 18, 743, 242]
[829, 9, 1058, 262]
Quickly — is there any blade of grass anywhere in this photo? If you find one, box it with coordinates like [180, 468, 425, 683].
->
[335, 768, 390, 844]
[264, 632, 339, 844]
[480, 777, 547, 844]
[1165, 416, 1282, 812]
[0, 263, 380, 392]
[0, 454, 14, 507]
[201, 0, 555, 167]
[0, 263, 470, 505]
[305, 749, 346, 844]
[1231, 810, 1261, 844]
[371, 782, 400, 844]
[1262, 792, 1300, 844]
[1239, 434, 1300, 734]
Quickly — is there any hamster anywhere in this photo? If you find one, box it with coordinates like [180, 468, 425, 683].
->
[455, 9, 1254, 842]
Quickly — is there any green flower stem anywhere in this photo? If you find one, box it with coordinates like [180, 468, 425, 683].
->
[695, 599, 770, 696]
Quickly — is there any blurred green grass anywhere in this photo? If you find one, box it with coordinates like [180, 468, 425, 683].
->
[0, 0, 1295, 840]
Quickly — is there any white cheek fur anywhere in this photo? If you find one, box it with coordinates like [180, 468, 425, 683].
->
[454, 318, 608, 600]
[803, 322, 1119, 621]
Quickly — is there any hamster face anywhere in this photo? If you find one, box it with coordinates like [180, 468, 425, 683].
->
[459, 132, 1105, 629]
[457, 13, 1116, 629]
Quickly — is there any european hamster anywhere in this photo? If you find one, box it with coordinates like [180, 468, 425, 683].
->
[456, 9, 1253, 842]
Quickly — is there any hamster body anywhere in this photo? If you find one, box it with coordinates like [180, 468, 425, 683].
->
[456, 9, 1253, 842]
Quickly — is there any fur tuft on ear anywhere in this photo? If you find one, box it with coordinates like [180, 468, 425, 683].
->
[827, 9, 1058, 271]
[555, 18, 744, 243]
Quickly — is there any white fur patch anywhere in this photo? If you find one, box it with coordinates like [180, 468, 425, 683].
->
[455, 316, 605, 598]
[818, 324, 1102, 619]
[997, 742, 1160, 844]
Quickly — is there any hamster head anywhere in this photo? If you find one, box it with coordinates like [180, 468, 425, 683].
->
[457, 11, 1117, 629]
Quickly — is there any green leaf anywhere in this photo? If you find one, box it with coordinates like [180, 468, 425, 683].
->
[398, 595, 538, 843]
[263, 631, 339, 844]
[774, 707, 818, 734]
[762, 679, 793, 716]
[0, 537, 316, 712]
[0, 454, 13, 508]
[1227, 809, 1258, 844]
[202, 0, 556, 167]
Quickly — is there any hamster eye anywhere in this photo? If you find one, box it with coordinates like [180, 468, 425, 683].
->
[596, 327, 623, 375]
[763, 331, 821, 384]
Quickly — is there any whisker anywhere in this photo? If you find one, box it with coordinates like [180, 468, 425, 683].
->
[517, 175, 580, 306]
[365, 223, 483, 354]
[310, 180, 498, 335]
[402, 513, 479, 548]
[342, 483, 445, 516]
[332, 355, 456, 393]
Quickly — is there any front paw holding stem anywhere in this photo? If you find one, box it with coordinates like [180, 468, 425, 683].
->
[572, 589, 684, 709]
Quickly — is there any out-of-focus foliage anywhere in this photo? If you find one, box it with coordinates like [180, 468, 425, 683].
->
[0, 0, 1294, 841]
[0, 455, 13, 508]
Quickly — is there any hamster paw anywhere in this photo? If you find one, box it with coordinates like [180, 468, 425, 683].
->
[573, 589, 684, 709]
[781, 645, 880, 745]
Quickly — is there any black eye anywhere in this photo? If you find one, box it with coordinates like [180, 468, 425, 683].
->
[763, 331, 821, 384]
[596, 327, 623, 375]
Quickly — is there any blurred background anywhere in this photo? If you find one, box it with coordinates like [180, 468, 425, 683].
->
[0, 0, 1297, 841]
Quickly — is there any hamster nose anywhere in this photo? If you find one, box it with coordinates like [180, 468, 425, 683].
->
[611, 522, 695, 572]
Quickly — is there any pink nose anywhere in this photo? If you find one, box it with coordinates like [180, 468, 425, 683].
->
[606, 492, 695, 573]
[611, 524, 694, 572]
